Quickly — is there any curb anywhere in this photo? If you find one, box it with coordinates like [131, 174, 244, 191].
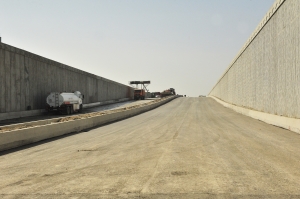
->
[209, 96, 300, 134]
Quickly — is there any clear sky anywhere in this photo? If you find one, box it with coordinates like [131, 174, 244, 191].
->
[0, 0, 275, 97]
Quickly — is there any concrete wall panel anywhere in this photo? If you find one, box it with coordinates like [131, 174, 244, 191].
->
[15, 53, 21, 112]
[209, 0, 300, 119]
[5, 51, 10, 112]
[0, 49, 5, 112]
[24, 56, 30, 110]
[0, 42, 133, 115]
[20, 55, 26, 111]
[10, 52, 17, 112]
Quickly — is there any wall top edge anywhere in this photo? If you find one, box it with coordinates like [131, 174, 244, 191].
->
[0, 42, 131, 88]
[208, 0, 286, 95]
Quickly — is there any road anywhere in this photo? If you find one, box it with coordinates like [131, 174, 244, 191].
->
[1, 97, 300, 198]
[0, 99, 154, 127]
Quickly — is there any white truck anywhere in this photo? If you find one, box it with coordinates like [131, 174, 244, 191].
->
[46, 91, 84, 114]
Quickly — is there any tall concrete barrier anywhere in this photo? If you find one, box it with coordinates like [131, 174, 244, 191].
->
[208, 0, 300, 133]
[0, 96, 179, 152]
[0, 42, 133, 120]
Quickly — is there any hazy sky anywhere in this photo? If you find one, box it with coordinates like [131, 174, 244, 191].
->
[0, 0, 275, 97]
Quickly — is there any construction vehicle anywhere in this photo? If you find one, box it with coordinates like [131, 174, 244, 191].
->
[134, 89, 146, 100]
[129, 81, 150, 100]
[46, 91, 84, 114]
[160, 88, 176, 97]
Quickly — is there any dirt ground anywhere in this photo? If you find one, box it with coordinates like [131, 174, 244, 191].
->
[1, 97, 300, 198]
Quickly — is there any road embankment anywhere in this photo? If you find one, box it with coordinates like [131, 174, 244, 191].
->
[0, 96, 179, 152]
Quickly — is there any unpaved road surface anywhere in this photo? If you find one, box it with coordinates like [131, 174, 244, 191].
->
[1, 97, 300, 198]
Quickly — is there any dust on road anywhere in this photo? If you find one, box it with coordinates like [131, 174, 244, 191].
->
[1, 97, 300, 198]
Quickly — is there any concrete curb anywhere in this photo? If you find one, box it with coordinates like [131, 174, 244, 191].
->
[0, 96, 179, 152]
[209, 96, 300, 134]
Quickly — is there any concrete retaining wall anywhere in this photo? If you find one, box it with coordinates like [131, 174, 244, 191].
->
[0, 42, 134, 118]
[0, 96, 179, 152]
[209, 0, 300, 119]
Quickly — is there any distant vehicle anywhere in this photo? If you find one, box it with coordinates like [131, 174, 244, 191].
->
[161, 88, 176, 97]
[46, 91, 84, 114]
[134, 89, 146, 100]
